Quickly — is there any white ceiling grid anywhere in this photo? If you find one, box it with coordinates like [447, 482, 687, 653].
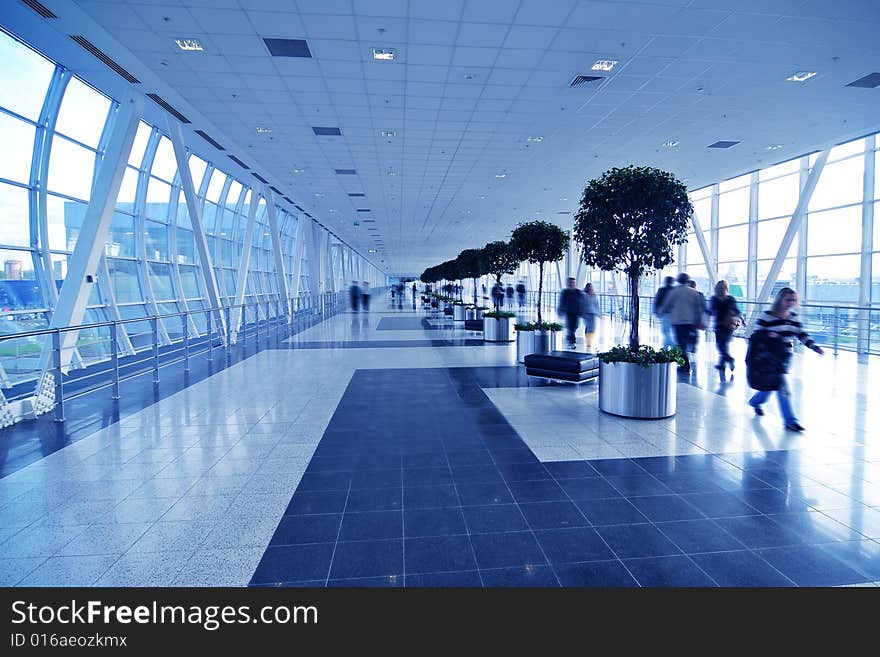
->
[16, 0, 880, 274]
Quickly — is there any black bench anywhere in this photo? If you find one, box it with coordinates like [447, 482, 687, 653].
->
[464, 319, 483, 332]
[524, 351, 599, 383]
[443, 307, 453, 316]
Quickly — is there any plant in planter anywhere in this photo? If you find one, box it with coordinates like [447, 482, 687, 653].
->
[456, 248, 485, 306]
[510, 221, 569, 326]
[513, 320, 563, 362]
[482, 309, 516, 342]
[482, 240, 520, 310]
[573, 165, 691, 417]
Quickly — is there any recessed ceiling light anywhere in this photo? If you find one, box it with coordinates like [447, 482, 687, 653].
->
[368, 249, 377, 253]
[314, 193, 324, 197]
[591, 59, 617, 72]
[175, 39, 203, 51]
[495, 173, 507, 179]
[256, 127, 271, 134]
[766, 144, 784, 151]
[526, 136, 543, 142]
[387, 169, 397, 176]
[372, 48, 396, 61]
[292, 168, 305, 173]
[786, 71, 817, 82]
[380, 130, 396, 137]
[662, 140, 680, 147]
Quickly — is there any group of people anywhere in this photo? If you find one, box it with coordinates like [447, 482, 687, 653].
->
[653, 274, 823, 432]
[557, 278, 601, 350]
[348, 281, 371, 312]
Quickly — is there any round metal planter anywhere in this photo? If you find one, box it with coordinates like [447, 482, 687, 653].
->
[598, 361, 677, 419]
[484, 316, 514, 342]
[453, 305, 468, 321]
[474, 308, 485, 320]
[465, 308, 477, 320]
[516, 330, 557, 362]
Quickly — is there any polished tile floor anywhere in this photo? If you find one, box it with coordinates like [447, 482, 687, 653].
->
[1, 295, 879, 586]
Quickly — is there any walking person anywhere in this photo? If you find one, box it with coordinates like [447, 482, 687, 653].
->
[505, 283, 515, 308]
[582, 282, 600, 351]
[516, 280, 526, 309]
[653, 276, 676, 348]
[687, 279, 708, 356]
[557, 277, 585, 349]
[746, 287, 824, 432]
[657, 272, 705, 373]
[349, 280, 361, 312]
[709, 280, 743, 373]
[491, 281, 505, 310]
[361, 281, 371, 312]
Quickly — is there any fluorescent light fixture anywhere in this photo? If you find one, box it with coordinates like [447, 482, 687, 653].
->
[591, 59, 617, 72]
[495, 173, 507, 179]
[292, 168, 305, 173]
[526, 136, 543, 142]
[786, 71, 817, 82]
[256, 127, 271, 134]
[368, 249, 378, 253]
[380, 130, 396, 137]
[662, 140, 680, 147]
[766, 144, 784, 151]
[175, 39, 203, 51]
[372, 48, 396, 61]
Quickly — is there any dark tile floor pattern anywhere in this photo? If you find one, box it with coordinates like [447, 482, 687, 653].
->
[374, 317, 439, 330]
[250, 367, 880, 587]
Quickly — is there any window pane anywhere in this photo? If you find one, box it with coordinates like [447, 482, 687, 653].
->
[0, 112, 36, 184]
[47, 195, 87, 251]
[716, 262, 746, 298]
[828, 138, 865, 162]
[107, 259, 141, 303]
[0, 183, 31, 247]
[806, 255, 861, 302]
[0, 31, 55, 121]
[144, 219, 168, 261]
[179, 265, 201, 298]
[115, 166, 139, 210]
[758, 173, 798, 220]
[808, 206, 861, 256]
[759, 157, 800, 182]
[717, 224, 749, 262]
[691, 196, 711, 232]
[55, 77, 110, 147]
[756, 259, 796, 297]
[718, 186, 750, 227]
[205, 169, 226, 202]
[757, 217, 798, 260]
[177, 228, 195, 265]
[0, 249, 39, 311]
[145, 177, 171, 220]
[809, 156, 864, 211]
[189, 155, 207, 190]
[128, 121, 152, 167]
[874, 253, 880, 304]
[151, 136, 176, 182]
[719, 173, 750, 193]
[148, 262, 174, 300]
[106, 213, 135, 258]
[47, 137, 95, 200]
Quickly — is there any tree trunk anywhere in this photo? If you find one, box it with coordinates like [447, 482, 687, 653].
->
[537, 263, 544, 325]
[629, 269, 640, 351]
[473, 278, 478, 305]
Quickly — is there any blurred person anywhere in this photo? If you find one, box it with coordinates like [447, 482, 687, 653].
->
[557, 277, 585, 349]
[709, 279, 743, 373]
[516, 280, 526, 308]
[653, 276, 676, 348]
[361, 281, 371, 312]
[657, 272, 705, 373]
[349, 280, 361, 312]
[582, 282, 600, 351]
[491, 281, 505, 310]
[746, 287, 823, 432]
[505, 283, 515, 307]
[687, 279, 709, 355]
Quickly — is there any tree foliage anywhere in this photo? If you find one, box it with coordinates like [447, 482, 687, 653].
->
[573, 165, 693, 350]
[456, 248, 485, 280]
[482, 240, 520, 283]
[510, 220, 569, 324]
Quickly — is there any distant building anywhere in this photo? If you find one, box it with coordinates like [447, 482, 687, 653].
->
[4, 260, 23, 280]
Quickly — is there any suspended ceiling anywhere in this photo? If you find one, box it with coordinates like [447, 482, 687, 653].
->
[5, 0, 880, 276]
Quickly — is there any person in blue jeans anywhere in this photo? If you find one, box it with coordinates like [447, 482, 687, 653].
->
[747, 287, 823, 432]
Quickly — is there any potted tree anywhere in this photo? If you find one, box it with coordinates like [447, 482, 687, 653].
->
[456, 248, 484, 321]
[573, 165, 690, 419]
[510, 220, 569, 355]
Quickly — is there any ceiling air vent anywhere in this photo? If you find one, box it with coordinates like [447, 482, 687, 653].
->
[363, 219, 376, 223]
[21, 0, 57, 18]
[557, 211, 572, 215]
[228, 155, 249, 169]
[252, 173, 268, 184]
[357, 209, 371, 212]
[146, 93, 189, 123]
[194, 129, 224, 150]
[335, 169, 357, 175]
[263, 38, 312, 58]
[348, 193, 365, 197]
[707, 140, 740, 149]
[70, 36, 140, 84]
[270, 186, 282, 195]
[313, 126, 342, 136]
[294, 205, 304, 211]
[284, 197, 294, 204]
[569, 74, 603, 88]
[847, 72, 880, 88]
